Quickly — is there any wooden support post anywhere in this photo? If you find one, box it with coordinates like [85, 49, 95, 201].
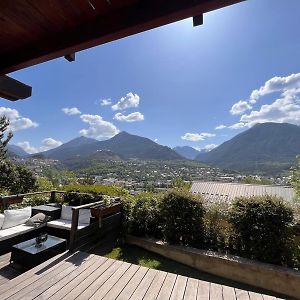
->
[69, 208, 79, 252]
[193, 14, 203, 27]
[50, 191, 56, 203]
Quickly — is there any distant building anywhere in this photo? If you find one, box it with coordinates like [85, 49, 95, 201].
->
[190, 181, 296, 202]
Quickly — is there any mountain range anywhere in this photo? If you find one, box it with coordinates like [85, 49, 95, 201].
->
[32, 131, 183, 161]
[7, 123, 300, 175]
[196, 122, 300, 174]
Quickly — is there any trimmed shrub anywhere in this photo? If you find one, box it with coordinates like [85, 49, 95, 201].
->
[229, 195, 294, 266]
[63, 184, 131, 198]
[203, 200, 232, 253]
[63, 192, 100, 206]
[160, 190, 205, 247]
[129, 193, 163, 238]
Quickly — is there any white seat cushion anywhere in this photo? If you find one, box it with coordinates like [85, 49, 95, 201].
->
[47, 219, 89, 231]
[2, 207, 32, 229]
[0, 223, 45, 242]
[0, 214, 4, 229]
[61, 205, 91, 224]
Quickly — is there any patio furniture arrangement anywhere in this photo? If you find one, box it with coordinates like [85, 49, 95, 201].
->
[0, 191, 123, 255]
[10, 235, 67, 268]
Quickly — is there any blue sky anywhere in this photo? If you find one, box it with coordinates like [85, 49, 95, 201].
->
[1, 0, 300, 153]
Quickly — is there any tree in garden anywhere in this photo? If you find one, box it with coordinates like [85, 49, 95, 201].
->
[0, 116, 13, 160]
[291, 155, 300, 200]
[0, 116, 37, 195]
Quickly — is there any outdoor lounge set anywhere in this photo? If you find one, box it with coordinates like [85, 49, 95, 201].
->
[0, 192, 122, 268]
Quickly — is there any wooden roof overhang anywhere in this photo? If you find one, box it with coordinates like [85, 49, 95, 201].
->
[0, 0, 244, 100]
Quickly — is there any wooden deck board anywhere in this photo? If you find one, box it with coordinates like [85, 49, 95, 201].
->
[197, 280, 210, 300]
[210, 282, 223, 300]
[129, 268, 157, 300]
[0, 251, 286, 300]
[156, 272, 177, 300]
[183, 277, 198, 300]
[116, 266, 149, 299]
[90, 262, 132, 299]
[102, 264, 139, 300]
[143, 270, 167, 300]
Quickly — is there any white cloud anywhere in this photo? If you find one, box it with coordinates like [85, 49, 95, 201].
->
[17, 141, 38, 154]
[249, 73, 300, 103]
[99, 99, 112, 106]
[40, 138, 62, 151]
[228, 122, 246, 129]
[18, 137, 63, 154]
[229, 73, 300, 129]
[114, 112, 144, 122]
[112, 93, 140, 111]
[62, 107, 81, 115]
[79, 114, 119, 140]
[203, 144, 218, 151]
[181, 132, 215, 142]
[0, 107, 38, 131]
[215, 124, 226, 130]
[230, 100, 252, 115]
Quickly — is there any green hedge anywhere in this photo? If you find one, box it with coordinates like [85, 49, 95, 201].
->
[160, 190, 205, 247]
[229, 195, 295, 266]
[124, 191, 299, 268]
[129, 193, 163, 238]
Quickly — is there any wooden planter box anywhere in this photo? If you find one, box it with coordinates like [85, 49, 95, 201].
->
[91, 202, 122, 218]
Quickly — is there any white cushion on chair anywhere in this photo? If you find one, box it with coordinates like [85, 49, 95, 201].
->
[61, 205, 73, 220]
[0, 214, 4, 229]
[0, 223, 46, 241]
[61, 205, 91, 223]
[2, 207, 32, 229]
[47, 219, 89, 231]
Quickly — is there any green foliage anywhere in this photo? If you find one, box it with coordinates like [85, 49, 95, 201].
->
[229, 195, 295, 266]
[63, 192, 96, 206]
[292, 156, 300, 200]
[37, 177, 54, 191]
[0, 116, 13, 160]
[241, 177, 272, 185]
[171, 178, 191, 190]
[203, 201, 232, 252]
[129, 193, 163, 238]
[63, 184, 131, 198]
[0, 161, 37, 194]
[160, 190, 205, 247]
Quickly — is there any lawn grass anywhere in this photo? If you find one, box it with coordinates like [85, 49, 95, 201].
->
[105, 244, 206, 279]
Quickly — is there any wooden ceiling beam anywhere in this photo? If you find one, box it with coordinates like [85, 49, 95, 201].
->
[64, 53, 76, 62]
[0, 75, 32, 101]
[0, 0, 244, 75]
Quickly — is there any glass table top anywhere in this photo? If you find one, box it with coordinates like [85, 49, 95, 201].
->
[12, 235, 66, 254]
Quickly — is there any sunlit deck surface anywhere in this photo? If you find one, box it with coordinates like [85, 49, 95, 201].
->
[0, 251, 285, 300]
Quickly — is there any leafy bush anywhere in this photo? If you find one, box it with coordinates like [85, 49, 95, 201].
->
[64, 184, 131, 199]
[229, 195, 295, 266]
[63, 192, 99, 206]
[203, 200, 232, 253]
[160, 190, 205, 247]
[129, 193, 162, 238]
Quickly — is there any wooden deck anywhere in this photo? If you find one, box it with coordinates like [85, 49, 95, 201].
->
[0, 251, 286, 300]
[0, 252, 21, 287]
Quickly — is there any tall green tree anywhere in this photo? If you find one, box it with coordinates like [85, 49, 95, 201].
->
[0, 116, 13, 160]
[0, 116, 37, 195]
[291, 155, 300, 200]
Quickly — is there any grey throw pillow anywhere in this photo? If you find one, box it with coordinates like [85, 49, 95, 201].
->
[25, 213, 51, 226]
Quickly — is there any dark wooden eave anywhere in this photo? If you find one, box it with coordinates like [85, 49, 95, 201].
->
[0, 0, 244, 75]
[0, 76, 32, 101]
